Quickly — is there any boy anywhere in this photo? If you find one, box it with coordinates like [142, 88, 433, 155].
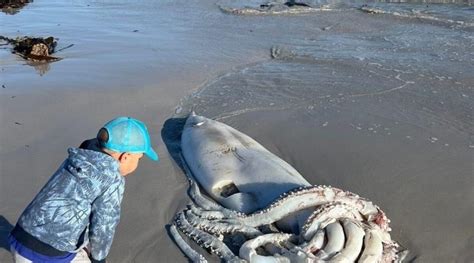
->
[9, 117, 158, 263]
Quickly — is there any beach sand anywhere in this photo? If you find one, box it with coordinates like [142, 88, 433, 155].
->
[1, 0, 473, 262]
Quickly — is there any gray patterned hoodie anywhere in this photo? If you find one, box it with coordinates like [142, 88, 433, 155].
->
[16, 147, 125, 261]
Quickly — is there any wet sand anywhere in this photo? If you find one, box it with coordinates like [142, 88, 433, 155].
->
[1, 0, 473, 262]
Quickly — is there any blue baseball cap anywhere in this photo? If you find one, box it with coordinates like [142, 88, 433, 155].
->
[99, 117, 159, 161]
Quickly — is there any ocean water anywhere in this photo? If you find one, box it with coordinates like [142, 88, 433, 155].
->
[1, 0, 473, 262]
[178, 1, 473, 136]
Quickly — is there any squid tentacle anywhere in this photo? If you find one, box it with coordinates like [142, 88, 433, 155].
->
[174, 183, 402, 262]
[223, 186, 385, 230]
[174, 212, 244, 262]
[315, 222, 345, 259]
[327, 219, 365, 262]
[169, 224, 208, 263]
[302, 202, 363, 240]
[184, 208, 262, 238]
[359, 229, 384, 263]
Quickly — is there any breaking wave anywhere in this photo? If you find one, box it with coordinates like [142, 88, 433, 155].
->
[359, 3, 474, 28]
[217, 0, 473, 28]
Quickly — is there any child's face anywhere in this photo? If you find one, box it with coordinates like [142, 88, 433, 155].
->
[118, 153, 144, 176]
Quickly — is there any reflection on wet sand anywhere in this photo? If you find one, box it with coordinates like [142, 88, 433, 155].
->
[26, 60, 51, 76]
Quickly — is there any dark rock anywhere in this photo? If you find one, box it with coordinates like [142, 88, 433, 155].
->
[0, 0, 32, 15]
[284, 1, 310, 7]
[0, 36, 61, 61]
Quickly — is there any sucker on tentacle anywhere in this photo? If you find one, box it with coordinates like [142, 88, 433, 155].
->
[188, 202, 227, 220]
[239, 233, 296, 262]
[184, 208, 262, 238]
[174, 212, 244, 262]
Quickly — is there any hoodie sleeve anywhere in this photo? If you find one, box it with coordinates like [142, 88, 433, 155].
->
[89, 179, 125, 262]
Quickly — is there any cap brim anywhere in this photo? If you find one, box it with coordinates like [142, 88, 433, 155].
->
[145, 147, 159, 161]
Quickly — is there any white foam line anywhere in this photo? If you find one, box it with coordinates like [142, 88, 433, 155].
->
[349, 75, 415, 98]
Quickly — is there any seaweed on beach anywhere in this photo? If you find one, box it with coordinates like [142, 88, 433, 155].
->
[0, 36, 61, 62]
[0, 0, 32, 15]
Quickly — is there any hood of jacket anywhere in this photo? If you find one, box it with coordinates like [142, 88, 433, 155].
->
[66, 147, 120, 179]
